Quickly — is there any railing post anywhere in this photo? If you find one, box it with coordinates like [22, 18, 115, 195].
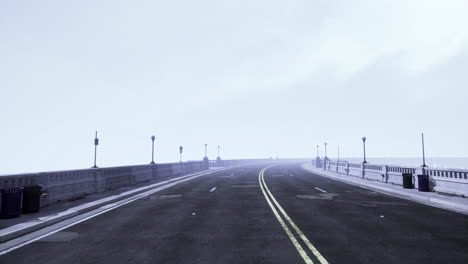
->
[345, 162, 350, 175]
[94, 169, 105, 193]
[382, 165, 388, 183]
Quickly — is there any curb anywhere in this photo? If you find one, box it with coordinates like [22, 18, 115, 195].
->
[0, 168, 224, 243]
[301, 165, 468, 215]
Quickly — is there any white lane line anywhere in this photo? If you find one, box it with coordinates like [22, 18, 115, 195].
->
[315, 187, 327, 193]
[158, 194, 182, 199]
[210, 187, 217, 192]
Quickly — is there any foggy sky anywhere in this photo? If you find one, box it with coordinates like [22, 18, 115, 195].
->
[1, 0, 467, 174]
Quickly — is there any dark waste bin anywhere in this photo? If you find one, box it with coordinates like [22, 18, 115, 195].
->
[22, 185, 43, 213]
[0, 187, 23, 219]
[417, 175, 430, 192]
[402, 173, 413, 189]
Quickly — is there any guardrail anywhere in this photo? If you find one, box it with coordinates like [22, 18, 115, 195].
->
[311, 159, 468, 197]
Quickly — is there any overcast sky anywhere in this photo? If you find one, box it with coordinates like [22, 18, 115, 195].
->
[1, 0, 467, 174]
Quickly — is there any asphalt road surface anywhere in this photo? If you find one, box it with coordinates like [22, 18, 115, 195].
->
[1, 163, 467, 264]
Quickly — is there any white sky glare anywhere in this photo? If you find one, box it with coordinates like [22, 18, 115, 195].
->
[1, 0, 467, 174]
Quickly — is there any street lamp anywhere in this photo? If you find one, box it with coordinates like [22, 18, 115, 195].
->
[362, 137, 367, 164]
[150, 136, 156, 164]
[204, 144, 208, 158]
[324, 142, 328, 158]
[179, 145, 183, 162]
[421, 133, 427, 167]
[92, 131, 99, 168]
[216, 145, 222, 162]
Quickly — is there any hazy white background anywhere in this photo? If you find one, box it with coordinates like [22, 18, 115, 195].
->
[1, 0, 467, 174]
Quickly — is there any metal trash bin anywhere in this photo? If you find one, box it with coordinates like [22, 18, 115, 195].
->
[402, 173, 413, 189]
[22, 185, 43, 213]
[0, 187, 24, 219]
[417, 174, 430, 192]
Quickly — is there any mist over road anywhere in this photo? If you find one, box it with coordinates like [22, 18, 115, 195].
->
[1, 163, 467, 263]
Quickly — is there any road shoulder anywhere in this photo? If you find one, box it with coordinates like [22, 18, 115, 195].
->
[302, 163, 468, 215]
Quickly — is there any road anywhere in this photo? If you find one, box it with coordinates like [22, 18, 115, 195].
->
[1, 163, 467, 263]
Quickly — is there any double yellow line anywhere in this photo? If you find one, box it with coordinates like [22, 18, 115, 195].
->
[258, 166, 329, 264]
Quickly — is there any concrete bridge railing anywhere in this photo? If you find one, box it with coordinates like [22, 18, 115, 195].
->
[313, 160, 468, 197]
[0, 161, 210, 207]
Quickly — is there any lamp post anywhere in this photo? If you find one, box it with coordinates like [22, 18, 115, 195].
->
[324, 142, 328, 158]
[179, 145, 183, 163]
[204, 144, 208, 158]
[362, 137, 367, 164]
[92, 131, 99, 168]
[216, 145, 222, 162]
[150, 136, 156, 164]
[421, 133, 427, 167]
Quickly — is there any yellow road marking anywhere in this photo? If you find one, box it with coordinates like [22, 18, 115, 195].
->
[259, 166, 329, 264]
[258, 167, 314, 264]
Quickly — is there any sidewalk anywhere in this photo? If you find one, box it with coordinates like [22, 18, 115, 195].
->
[0, 168, 222, 243]
[302, 164, 468, 215]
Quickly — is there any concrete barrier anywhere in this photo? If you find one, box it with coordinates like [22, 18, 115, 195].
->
[0, 161, 209, 207]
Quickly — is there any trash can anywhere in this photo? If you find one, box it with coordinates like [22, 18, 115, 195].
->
[0, 187, 23, 219]
[417, 175, 430, 192]
[22, 185, 43, 213]
[402, 173, 413, 189]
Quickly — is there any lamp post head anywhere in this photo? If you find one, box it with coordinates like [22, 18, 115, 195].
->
[362, 137, 366, 143]
[151, 136, 155, 142]
[179, 146, 183, 153]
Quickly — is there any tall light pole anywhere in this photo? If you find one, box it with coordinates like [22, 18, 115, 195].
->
[217, 145, 220, 158]
[362, 137, 367, 164]
[150, 136, 156, 164]
[421, 133, 427, 167]
[204, 144, 208, 158]
[324, 142, 328, 158]
[179, 145, 183, 163]
[92, 131, 99, 168]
